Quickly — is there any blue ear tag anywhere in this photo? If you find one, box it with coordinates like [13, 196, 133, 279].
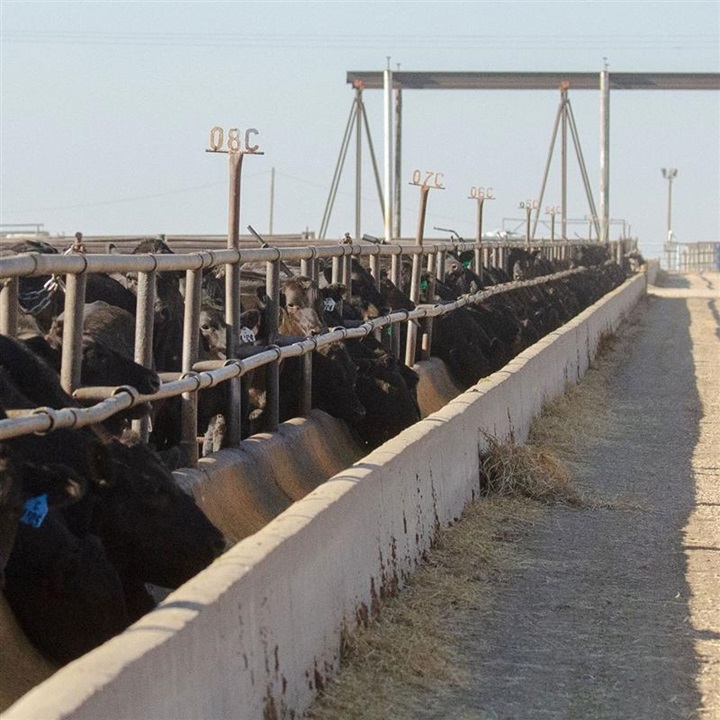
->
[420, 279, 429, 291]
[20, 494, 49, 528]
[462, 260, 471, 268]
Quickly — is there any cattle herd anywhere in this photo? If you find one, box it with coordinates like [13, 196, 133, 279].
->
[0, 237, 640, 679]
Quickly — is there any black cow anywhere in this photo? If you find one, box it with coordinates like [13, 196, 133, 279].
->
[276, 339, 366, 426]
[0, 405, 87, 591]
[0, 337, 226, 660]
[5, 240, 137, 334]
[345, 336, 421, 450]
[4, 508, 131, 664]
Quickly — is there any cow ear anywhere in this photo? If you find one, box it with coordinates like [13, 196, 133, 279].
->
[20, 462, 87, 507]
[54, 476, 84, 503]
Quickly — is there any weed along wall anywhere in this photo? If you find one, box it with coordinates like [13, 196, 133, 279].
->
[2, 273, 647, 720]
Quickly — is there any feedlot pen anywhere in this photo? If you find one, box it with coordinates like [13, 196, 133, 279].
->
[307, 271, 720, 720]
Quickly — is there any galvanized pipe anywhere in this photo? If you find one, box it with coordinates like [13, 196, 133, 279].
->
[132, 269, 157, 442]
[383, 67, 394, 245]
[0, 278, 19, 337]
[300, 351, 313, 417]
[404, 252, 421, 367]
[181, 267, 203, 466]
[60, 269, 87, 394]
[265, 259, 281, 432]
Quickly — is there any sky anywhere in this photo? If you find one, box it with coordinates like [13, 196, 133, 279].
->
[1, 0, 718, 261]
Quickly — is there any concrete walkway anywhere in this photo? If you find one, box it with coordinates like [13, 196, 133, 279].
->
[412, 272, 720, 719]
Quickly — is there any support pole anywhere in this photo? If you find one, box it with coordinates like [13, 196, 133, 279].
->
[355, 85, 363, 242]
[599, 68, 610, 244]
[561, 84, 568, 240]
[225, 151, 244, 446]
[383, 67, 394, 244]
[394, 83, 403, 239]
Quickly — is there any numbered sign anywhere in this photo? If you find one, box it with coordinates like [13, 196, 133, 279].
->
[409, 170, 445, 189]
[207, 126, 262, 154]
[469, 186, 495, 200]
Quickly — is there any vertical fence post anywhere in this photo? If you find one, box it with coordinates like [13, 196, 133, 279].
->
[132, 269, 156, 442]
[300, 346, 313, 417]
[60, 262, 87, 396]
[265, 257, 281, 432]
[404, 184, 430, 367]
[0, 278, 18, 337]
[390, 247, 402, 359]
[181, 266, 203, 466]
[225, 151, 244, 447]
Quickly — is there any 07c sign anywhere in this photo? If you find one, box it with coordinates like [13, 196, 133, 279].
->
[207, 126, 261, 154]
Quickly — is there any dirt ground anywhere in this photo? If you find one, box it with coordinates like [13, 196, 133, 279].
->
[306, 271, 720, 720]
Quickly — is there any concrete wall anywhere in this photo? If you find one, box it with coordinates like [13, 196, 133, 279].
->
[2, 273, 646, 720]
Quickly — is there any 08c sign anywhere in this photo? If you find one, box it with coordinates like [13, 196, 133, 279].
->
[208, 126, 261, 154]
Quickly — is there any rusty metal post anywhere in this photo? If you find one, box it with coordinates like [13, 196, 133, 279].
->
[265, 258, 281, 432]
[0, 278, 18, 337]
[224, 151, 245, 447]
[416, 185, 430, 247]
[181, 266, 202, 466]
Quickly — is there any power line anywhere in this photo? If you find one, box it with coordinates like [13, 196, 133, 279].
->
[2, 30, 717, 50]
[2, 173, 268, 213]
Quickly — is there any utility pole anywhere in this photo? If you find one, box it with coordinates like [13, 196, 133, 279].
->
[599, 63, 610, 244]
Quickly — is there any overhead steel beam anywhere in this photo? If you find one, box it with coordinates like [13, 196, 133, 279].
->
[347, 71, 720, 91]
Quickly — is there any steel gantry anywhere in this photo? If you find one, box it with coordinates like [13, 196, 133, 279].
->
[335, 70, 720, 245]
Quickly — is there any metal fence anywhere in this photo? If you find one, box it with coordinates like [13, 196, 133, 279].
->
[0, 237, 627, 465]
[677, 242, 720, 272]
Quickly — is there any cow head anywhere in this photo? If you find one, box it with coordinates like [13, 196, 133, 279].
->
[99, 439, 226, 588]
[280, 276, 326, 336]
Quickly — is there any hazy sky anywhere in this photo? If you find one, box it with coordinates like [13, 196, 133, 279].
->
[1, 0, 718, 259]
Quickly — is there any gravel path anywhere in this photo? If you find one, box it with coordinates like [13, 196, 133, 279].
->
[407, 272, 720, 719]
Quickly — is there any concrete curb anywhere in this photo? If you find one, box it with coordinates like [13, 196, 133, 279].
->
[1, 274, 646, 720]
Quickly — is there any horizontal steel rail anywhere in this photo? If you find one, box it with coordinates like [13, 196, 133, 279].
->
[0, 237, 618, 449]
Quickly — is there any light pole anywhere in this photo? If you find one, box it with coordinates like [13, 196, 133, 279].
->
[661, 167, 678, 269]
[661, 167, 678, 239]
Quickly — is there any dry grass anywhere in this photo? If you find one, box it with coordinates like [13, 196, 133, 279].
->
[306, 435, 576, 719]
[305, 495, 540, 720]
[305, 317, 648, 719]
[479, 434, 581, 506]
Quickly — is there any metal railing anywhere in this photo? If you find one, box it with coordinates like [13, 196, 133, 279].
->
[0, 238, 626, 463]
[676, 242, 720, 272]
